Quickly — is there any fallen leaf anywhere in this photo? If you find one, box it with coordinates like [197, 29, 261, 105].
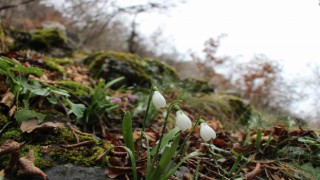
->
[245, 163, 261, 180]
[0, 92, 15, 109]
[0, 140, 23, 171]
[132, 131, 156, 142]
[0, 140, 22, 155]
[17, 150, 47, 180]
[20, 119, 61, 133]
[8, 105, 16, 118]
[105, 166, 143, 179]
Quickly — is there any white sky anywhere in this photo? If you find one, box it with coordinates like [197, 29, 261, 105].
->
[138, 0, 320, 78]
[136, 0, 320, 123]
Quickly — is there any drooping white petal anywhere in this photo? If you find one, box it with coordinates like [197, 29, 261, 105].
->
[200, 123, 216, 141]
[152, 91, 166, 109]
[175, 111, 192, 131]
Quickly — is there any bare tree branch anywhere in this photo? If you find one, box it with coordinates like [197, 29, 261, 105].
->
[0, 0, 39, 11]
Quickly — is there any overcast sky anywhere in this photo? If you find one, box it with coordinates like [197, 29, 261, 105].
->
[138, 0, 320, 78]
[136, 0, 320, 123]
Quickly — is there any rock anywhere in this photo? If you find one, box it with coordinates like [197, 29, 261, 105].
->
[8, 27, 73, 56]
[83, 51, 179, 87]
[4, 164, 109, 180]
[186, 94, 251, 126]
[179, 78, 214, 93]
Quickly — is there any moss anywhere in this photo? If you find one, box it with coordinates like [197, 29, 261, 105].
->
[1, 129, 22, 141]
[185, 94, 251, 128]
[49, 145, 106, 166]
[0, 111, 9, 127]
[0, 25, 7, 53]
[20, 145, 54, 169]
[44, 58, 66, 75]
[22, 127, 76, 146]
[45, 57, 72, 65]
[179, 78, 214, 93]
[83, 51, 179, 87]
[29, 29, 67, 51]
[226, 95, 251, 125]
[55, 80, 93, 96]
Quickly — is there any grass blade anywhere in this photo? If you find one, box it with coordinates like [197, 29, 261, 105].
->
[230, 153, 243, 174]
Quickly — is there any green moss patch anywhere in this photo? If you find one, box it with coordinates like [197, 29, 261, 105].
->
[83, 51, 179, 87]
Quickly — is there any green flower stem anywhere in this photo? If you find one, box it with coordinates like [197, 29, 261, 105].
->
[137, 84, 154, 156]
[151, 100, 181, 169]
[167, 117, 202, 170]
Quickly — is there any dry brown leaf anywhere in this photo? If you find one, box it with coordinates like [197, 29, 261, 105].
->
[105, 166, 143, 179]
[20, 119, 61, 133]
[0, 140, 22, 155]
[245, 163, 262, 180]
[0, 92, 15, 109]
[8, 105, 16, 118]
[17, 150, 47, 180]
[0, 169, 4, 178]
[132, 131, 156, 142]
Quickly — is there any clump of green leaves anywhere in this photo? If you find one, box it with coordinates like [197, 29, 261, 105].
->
[0, 56, 85, 123]
[78, 77, 124, 127]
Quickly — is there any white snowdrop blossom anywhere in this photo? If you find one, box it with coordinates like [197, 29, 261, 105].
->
[200, 123, 216, 141]
[152, 91, 166, 109]
[175, 111, 192, 131]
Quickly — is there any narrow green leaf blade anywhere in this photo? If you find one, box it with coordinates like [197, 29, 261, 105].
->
[105, 76, 124, 89]
[151, 127, 180, 156]
[122, 111, 135, 154]
[150, 135, 180, 179]
[164, 152, 202, 180]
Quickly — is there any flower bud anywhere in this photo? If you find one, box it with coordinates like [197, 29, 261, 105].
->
[175, 110, 192, 131]
[152, 91, 166, 109]
[200, 123, 216, 141]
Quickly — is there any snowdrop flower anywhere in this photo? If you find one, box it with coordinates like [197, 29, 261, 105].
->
[175, 110, 192, 131]
[200, 123, 216, 141]
[152, 91, 166, 109]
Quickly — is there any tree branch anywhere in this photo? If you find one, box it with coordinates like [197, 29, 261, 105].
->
[0, 0, 38, 11]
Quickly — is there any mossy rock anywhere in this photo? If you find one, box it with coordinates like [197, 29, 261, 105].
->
[186, 94, 251, 126]
[29, 29, 67, 50]
[179, 78, 214, 93]
[83, 51, 179, 87]
[227, 95, 251, 125]
[0, 24, 7, 53]
[8, 28, 73, 56]
[55, 80, 93, 96]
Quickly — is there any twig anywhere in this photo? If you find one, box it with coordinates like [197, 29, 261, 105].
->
[60, 141, 94, 148]
[0, 0, 38, 11]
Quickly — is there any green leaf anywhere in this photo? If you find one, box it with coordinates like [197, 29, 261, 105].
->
[10, 65, 43, 76]
[64, 98, 86, 120]
[47, 95, 58, 104]
[193, 159, 200, 180]
[149, 135, 180, 179]
[141, 132, 152, 178]
[163, 152, 202, 180]
[14, 109, 46, 123]
[230, 153, 243, 174]
[31, 87, 51, 96]
[256, 128, 262, 149]
[122, 111, 135, 154]
[105, 76, 124, 88]
[151, 127, 180, 156]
